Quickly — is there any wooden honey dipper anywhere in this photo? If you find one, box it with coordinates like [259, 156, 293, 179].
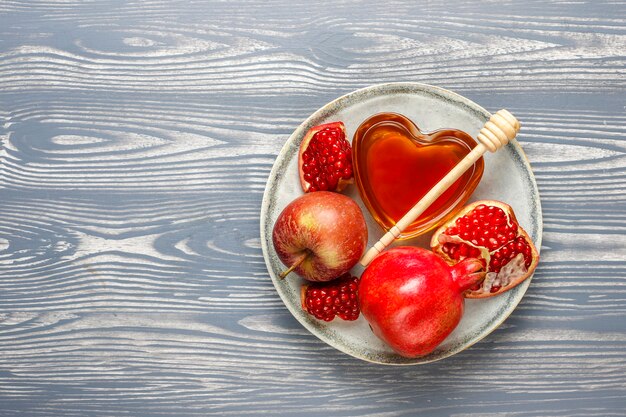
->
[359, 109, 521, 267]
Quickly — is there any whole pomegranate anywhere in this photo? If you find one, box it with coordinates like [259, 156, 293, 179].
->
[298, 121, 353, 193]
[359, 246, 485, 358]
[431, 200, 539, 298]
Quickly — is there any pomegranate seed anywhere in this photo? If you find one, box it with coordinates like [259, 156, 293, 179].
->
[490, 258, 501, 271]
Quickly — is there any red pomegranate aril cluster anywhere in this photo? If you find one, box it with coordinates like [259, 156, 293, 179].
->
[303, 273, 359, 321]
[490, 236, 533, 272]
[445, 204, 518, 251]
[301, 127, 353, 192]
[442, 242, 481, 261]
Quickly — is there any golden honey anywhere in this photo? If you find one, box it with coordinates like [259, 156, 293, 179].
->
[352, 113, 484, 238]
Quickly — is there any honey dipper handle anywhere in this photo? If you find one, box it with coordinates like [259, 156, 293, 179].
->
[359, 109, 520, 267]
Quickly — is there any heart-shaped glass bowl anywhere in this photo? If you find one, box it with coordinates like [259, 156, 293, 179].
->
[260, 82, 542, 365]
[352, 112, 484, 239]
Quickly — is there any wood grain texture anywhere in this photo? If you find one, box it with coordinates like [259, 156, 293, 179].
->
[1, 0, 625, 415]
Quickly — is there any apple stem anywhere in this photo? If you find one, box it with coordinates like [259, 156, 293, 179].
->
[279, 252, 308, 279]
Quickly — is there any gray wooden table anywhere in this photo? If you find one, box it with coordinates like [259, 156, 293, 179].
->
[1, 1, 625, 416]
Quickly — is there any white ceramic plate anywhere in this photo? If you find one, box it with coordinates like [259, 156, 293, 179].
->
[260, 83, 542, 365]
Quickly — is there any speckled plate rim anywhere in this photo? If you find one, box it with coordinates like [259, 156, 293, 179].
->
[260, 82, 542, 365]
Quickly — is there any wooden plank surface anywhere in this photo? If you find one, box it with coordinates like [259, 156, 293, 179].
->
[1, 0, 625, 415]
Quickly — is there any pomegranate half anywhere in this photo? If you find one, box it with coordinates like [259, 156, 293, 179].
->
[431, 200, 539, 298]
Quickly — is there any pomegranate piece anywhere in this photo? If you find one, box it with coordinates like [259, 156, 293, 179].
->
[430, 200, 539, 298]
[298, 121, 353, 193]
[359, 247, 485, 357]
[301, 273, 360, 321]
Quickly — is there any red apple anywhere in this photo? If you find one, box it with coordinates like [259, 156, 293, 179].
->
[272, 191, 367, 282]
[359, 247, 484, 357]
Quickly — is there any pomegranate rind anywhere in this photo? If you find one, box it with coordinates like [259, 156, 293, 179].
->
[298, 121, 353, 193]
[430, 200, 539, 299]
[300, 285, 308, 311]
